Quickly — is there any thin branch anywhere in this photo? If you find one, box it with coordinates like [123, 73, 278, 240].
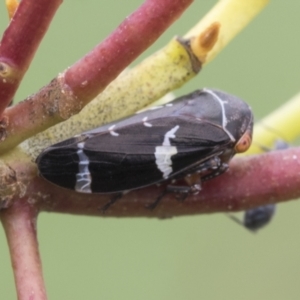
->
[65, 0, 194, 101]
[0, 200, 47, 300]
[0, 0, 62, 116]
[15, 147, 299, 218]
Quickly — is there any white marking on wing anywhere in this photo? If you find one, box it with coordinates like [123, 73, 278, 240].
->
[148, 106, 163, 110]
[155, 125, 180, 179]
[75, 142, 92, 193]
[142, 116, 153, 127]
[109, 125, 119, 136]
[203, 89, 236, 142]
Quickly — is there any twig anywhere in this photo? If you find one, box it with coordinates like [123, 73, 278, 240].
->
[0, 0, 62, 116]
[0, 199, 47, 300]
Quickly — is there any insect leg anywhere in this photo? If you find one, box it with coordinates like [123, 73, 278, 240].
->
[146, 182, 200, 210]
[146, 190, 168, 210]
[200, 161, 229, 182]
[146, 157, 229, 210]
[100, 193, 123, 213]
[167, 160, 228, 200]
[174, 159, 229, 198]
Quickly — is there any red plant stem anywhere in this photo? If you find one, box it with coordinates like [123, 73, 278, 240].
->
[0, 200, 47, 300]
[25, 147, 300, 218]
[65, 0, 193, 101]
[0, 0, 62, 116]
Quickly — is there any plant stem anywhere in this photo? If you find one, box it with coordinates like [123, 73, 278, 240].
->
[0, 200, 47, 300]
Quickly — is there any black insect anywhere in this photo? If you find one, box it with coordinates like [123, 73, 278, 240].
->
[244, 204, 276, 231]
[36, 88, 253, 209]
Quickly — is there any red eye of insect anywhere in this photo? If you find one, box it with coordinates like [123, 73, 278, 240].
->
[235, 131, 252, 153]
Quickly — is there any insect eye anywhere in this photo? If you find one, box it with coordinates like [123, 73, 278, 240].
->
[234, 131, 252, 153]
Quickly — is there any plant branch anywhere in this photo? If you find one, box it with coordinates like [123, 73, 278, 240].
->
[16, 147, 299, 218]
[0, 0, 62, 116]
[65, 0, 194, 101]
[0, 199, 47, 300]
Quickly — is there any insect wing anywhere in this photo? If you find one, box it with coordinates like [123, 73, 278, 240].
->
[37, 116, 231, 193]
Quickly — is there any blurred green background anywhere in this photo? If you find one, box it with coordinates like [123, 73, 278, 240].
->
[1, 0, 300, 299]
